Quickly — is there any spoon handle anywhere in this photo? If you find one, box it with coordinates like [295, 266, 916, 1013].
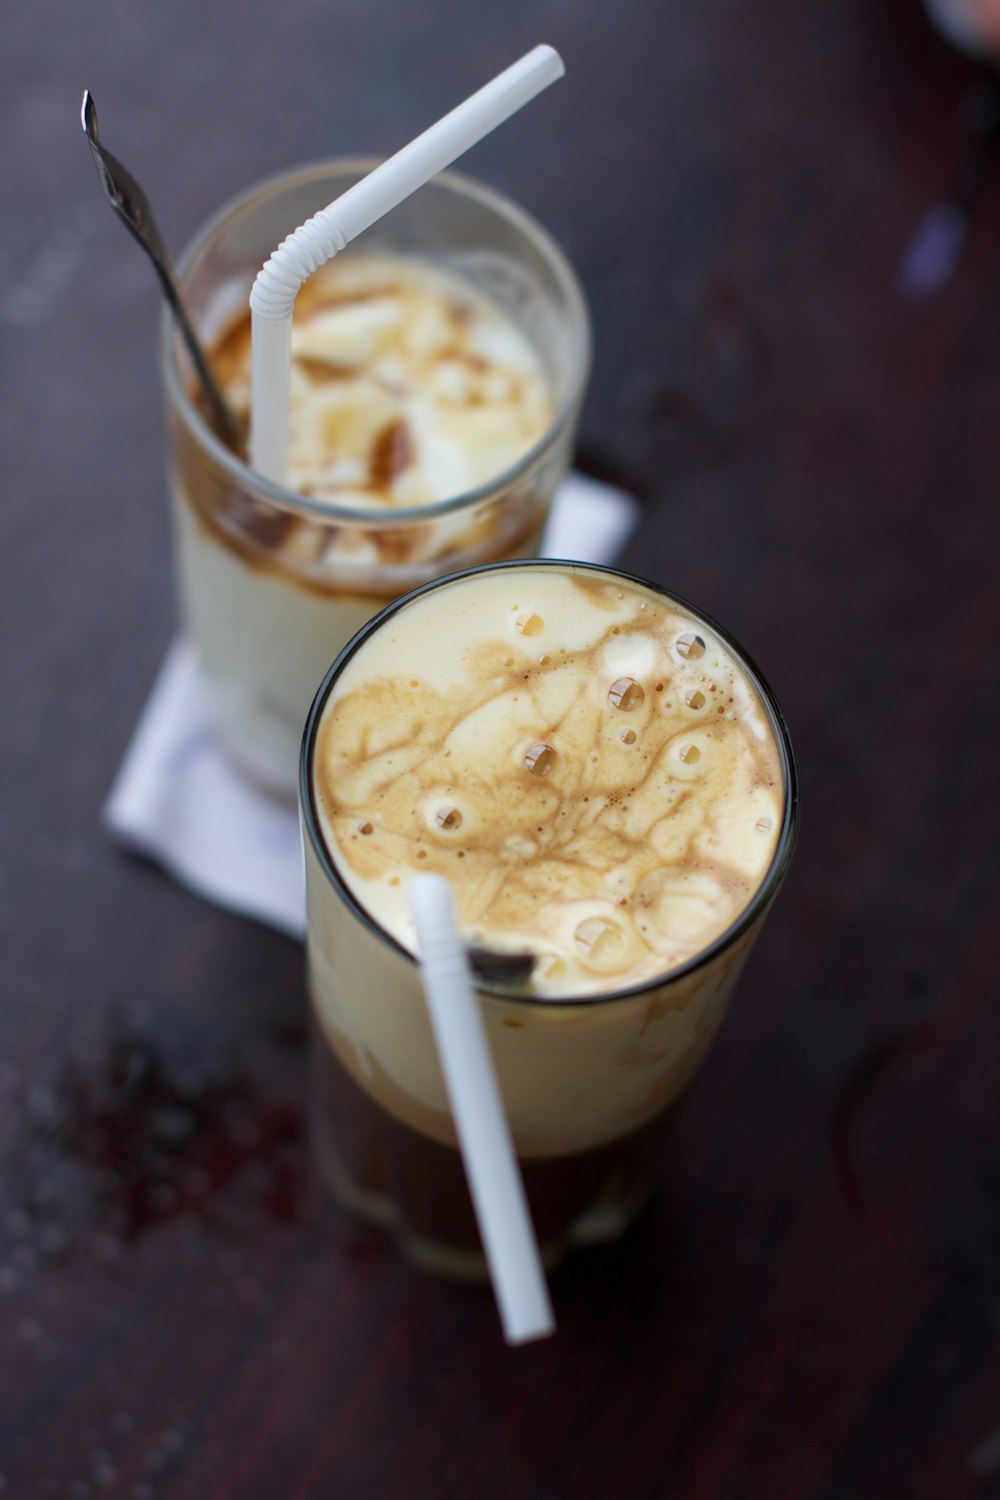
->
[81, 91, 246, 458]
[157, 259, 246, 454]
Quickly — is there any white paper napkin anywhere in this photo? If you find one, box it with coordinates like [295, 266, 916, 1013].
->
[104, 472, 640, 938]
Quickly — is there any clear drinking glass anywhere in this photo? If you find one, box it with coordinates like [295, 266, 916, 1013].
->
[161, 161, 590, 797]
[299, 560, 799, 1281]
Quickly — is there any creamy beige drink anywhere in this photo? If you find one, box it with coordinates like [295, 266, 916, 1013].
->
[164, 162, 589, 796]
[215, 253, 553, 507]
[301, 561, 797, 1277]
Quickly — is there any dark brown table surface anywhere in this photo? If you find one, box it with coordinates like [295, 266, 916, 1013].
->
[4, 3, 1000, 1496]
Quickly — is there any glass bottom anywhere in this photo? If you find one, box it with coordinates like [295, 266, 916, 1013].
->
[310, 1022, 678, 1282]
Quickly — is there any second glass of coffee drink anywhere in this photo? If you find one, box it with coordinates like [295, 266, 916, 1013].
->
[162, 161, 590, 796]
[300, 560, 798, 1280]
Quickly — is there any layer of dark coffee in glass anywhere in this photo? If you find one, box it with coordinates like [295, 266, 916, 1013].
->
[309, 1007, 679, 1266]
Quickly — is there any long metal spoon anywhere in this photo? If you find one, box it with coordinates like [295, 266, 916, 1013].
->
[81, 90, 246, 455]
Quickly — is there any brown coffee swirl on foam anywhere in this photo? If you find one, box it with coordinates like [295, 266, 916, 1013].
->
[214, 254, 552, 502]
[180, 253, 554, 589]
[313, 567, 784, 998]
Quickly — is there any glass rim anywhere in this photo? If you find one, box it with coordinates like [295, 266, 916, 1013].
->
[160, 156, 592, 528]
[299, 558, 800, 1008]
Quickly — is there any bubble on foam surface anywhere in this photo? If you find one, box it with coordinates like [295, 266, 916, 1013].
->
[667, 730, 711, 780]
[523, 743, 556, 776]
[608, 677, 644, 711]
[685, 689, 706, 710]
[573, 916, 627, 965]
[515, 612, 544, 636]
[676, 631, 706, 661]
[435, 806, 463, 830]
[635, 869, 725, 952]
[620, 729, 638, 745]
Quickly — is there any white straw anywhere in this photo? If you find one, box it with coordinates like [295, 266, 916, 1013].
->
[249, 44, 565, 481]
[408, 873, 555, 1345]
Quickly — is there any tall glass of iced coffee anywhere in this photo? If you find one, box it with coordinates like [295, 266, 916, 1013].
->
[300, 560, 798, 1280]
[162, 162, 589, 797]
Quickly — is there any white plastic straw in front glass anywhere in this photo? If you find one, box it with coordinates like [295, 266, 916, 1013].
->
[408, 873, 555, 1345]
[248, 44, 565, 483]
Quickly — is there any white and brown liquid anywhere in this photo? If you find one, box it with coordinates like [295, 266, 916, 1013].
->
[171, 253, 560, 795]
[304, 563, 792, 1275]
[216, 253, 553, 510]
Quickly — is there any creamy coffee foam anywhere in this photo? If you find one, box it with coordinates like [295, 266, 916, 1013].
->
[313, 566, 785, 998]
[174, 252, 565, 795]
[211, 252, 553, 511]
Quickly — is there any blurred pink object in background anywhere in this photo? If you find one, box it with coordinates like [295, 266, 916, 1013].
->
[925, 0, 1000, 56]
